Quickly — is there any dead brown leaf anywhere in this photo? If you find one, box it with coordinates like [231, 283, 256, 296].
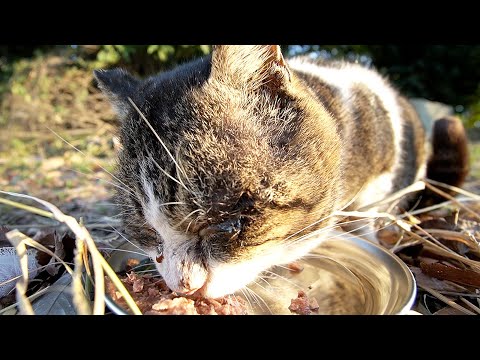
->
[420, 262, 480, 288]
[409, 266, 462, 292]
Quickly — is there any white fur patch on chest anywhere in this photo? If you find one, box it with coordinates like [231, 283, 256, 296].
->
[355, 172, 396, 209]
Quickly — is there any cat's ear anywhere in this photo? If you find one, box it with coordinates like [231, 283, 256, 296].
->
[94, 68, 140, 119]
[210, 45, 291, 90]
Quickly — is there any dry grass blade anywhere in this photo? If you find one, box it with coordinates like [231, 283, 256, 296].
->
[420, 285, 475, 315]
[420, 241, 480, 271]
[0, 190, 142, 315]
[438, 291, 480, 298]
[0, 197, 55, 219]
[82, 240, 92, 279]
[334, 208, 480, 272]
[334, 210, 412, 230]
[411, 223, 459, 254]
[420, 228, 480, 249]
[424, 182, 480, 221]
[5, 230, 34, 315]
[72, 237, 91, 315]
[391, 240, 422, 253]
[426, 178, 480, 202]
[6, 230, 74, 275]
[407, 198, 475, 217]
[459, 297, 480, 314]
[358, 180, 425, 211]
[5, 229, 90, 314]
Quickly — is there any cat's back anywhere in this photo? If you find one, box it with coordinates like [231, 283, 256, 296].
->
[288, 56, 427, 208]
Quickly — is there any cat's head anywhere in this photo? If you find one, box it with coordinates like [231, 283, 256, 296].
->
[95, 45, 344, 298]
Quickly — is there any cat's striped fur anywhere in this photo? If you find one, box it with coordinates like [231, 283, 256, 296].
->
[95, 45, 468, 298]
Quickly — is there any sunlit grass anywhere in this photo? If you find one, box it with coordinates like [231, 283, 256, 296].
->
[468, 142, 480, 179]
[0, 133, 116, 205]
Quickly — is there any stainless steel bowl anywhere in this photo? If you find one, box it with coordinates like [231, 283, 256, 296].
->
[105, 231, 416, 315]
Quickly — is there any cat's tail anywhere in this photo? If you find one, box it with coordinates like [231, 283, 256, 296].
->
[422, 115, 469, 204]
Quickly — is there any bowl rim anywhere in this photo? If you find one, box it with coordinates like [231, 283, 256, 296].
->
[346, 234, 417, 315]
[103, 232, 417, 315]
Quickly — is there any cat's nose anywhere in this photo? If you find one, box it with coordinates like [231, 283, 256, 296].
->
[198, 218, 242, 242]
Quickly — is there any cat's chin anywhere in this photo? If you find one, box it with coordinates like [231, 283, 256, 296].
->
[199, 261, 266, 299]
[201, 238, 329, 299]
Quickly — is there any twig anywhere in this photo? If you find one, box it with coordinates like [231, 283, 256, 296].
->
[426, 178, 480, 202]
[0, 197, 55, 219]
[420, 228, 480, 249]
[420, 285, 475, 315]
[459, 297, 480, 315]
[424, 182, 480, 221]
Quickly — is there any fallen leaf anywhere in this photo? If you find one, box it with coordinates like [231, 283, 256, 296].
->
[33, 231, 75, 277]
[33, 231, 56, 266]
[420, 262, 480, 288]
[31, 273, 76, 315]
[45, 232, 66, 276]
[0, 246, 40, 299]
[409, 266, 461, 292]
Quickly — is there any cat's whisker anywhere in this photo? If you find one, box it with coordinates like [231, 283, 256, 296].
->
[127, 98, 190, 187]
[0, 261, 75, 287]
[109, 226, 148, 255]
[285, 218, 366, 248]
[257, 275, 274, 288]
[174, 209, 206, 229]
[148, 152, 192, 195]
[185, 219, 195, 234]
[239, 287, 254, 311]
[109, 211, 135, 219]
[244, 285, 272, 314]
[158, 202, 187, 207]
[225, 293, 243, 311]
[274, 264, 293, 272]
[280, 187, 365, 244]
[133, 269, 159, 274]
[329, 216, 396, 244]
[191, 199, 205, 212]
[252, 280, 276, 300]
[96, 247, 149, 257]
[175, 147, 193, 190]
[261, 269, 303, 290]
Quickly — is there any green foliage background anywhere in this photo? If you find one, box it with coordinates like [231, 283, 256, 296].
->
[1, 45, 479, 127]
